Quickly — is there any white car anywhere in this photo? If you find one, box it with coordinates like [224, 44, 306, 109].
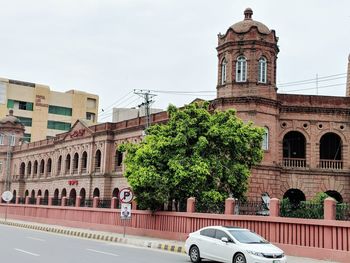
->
[185, 226, 287, 263]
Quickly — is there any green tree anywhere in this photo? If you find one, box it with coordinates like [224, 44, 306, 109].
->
[119, 102, 264, 211]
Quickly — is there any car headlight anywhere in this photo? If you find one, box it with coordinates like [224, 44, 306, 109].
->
[246, 250, 264, 257]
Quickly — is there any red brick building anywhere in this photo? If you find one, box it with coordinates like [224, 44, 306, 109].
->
[1, 8, 350, 204]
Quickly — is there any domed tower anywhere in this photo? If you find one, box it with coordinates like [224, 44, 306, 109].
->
[216, 8, 279, 100]
[0, 109, 25, 192]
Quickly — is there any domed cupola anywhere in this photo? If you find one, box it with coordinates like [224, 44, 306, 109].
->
[0, 109, 25, 146]
[216, 8, 279, 100]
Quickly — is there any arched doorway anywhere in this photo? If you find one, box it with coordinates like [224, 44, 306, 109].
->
[25, 190, 29, 197]
[68, 189, 76, 206]
[283, 188, 306, 205]
[80, 188, 86, 207]
[112, 188, 120, 208]
[93, 188, 100, 197]
[61, 188, 67, 198]
[53, 189, 60, 206]
[30, 190, 35, 204]
[43, 190, 49, 205]
[283, 131, 306, 167]
[325, 190, 343, 203]
[38, 189, 42, 197]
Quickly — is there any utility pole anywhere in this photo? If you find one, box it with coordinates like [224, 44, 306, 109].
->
[134, 90, 156, 130]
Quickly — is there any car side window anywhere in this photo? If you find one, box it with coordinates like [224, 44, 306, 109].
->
[215, 230, 230, 240]
[200, 228, 215, 238]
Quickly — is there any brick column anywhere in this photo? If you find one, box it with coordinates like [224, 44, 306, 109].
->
[187, 197, 196, 213]
[15, 196, 20, 204]
[269, 198, 280, 217]
[25, 196, 30, 205]
[75, 196, 81, 207]
[93, 197, 99, 208]
[48, 197, 53, 206]
[36, 196, 42, 206]
[132, 200, 137, 210]
[324, 197, 336, 220]
[111, 197, 118, 209]
[225, 198, 235, 215]
[61, 196, 67, 207]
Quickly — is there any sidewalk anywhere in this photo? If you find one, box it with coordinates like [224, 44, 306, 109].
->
[0, 218, 338, 263]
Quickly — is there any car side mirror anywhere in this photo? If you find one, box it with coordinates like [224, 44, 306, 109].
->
[221, 237, 229, 243]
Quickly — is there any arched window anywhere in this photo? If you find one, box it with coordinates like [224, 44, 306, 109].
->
[115, 150, 123, 170]
[283, 188, 306, 206]
[47, 158, 52, 176]
[73, 153, 79, 174]
[65, 154, 71, 174]
[40, 159, 45, 176]
[258, 57, 267, 83]
[236, 56, 247, 82]
[57, 155, 62, 175]
[81, 151, 88, 173]
[95, 150, 101, 172]
[27, 161, 32, 177]
[19, 162, 25, 178]
[221, 58, 227, 85]
[33, 160, 38, 177]
[282, 131, 306, 168]
[262, 127, 269, 151]
[319, 132, 342, 169]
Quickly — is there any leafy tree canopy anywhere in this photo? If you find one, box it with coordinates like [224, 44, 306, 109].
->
[119, 102, 264, 211]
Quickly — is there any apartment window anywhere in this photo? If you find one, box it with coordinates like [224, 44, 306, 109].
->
[258, 57, 267, 83]
[236, 56, 247, 82]
[47, 121, 71, 131]
[262, 127, 269, 151]
[48, 105, 72, 116]
[16, 116, 32, 127]
[9, 134, 15, 146]
[86, 112, 96, 122]
[23, 133, 31, 143]
[7, 99, 33, 111]
[221, 58, 227, 85]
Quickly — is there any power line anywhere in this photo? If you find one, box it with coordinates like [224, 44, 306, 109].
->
[278, 73, 346, 87]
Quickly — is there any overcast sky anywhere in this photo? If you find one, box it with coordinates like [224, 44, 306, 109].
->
[0, 0, 349, 122]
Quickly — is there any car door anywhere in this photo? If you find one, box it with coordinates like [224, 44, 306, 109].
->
[212, 229, 238, 263]
[197, 228, 216, 260]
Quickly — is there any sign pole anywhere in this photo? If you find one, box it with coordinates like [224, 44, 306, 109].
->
[5, 202, 8, 222]
[123, 218, 126, 237]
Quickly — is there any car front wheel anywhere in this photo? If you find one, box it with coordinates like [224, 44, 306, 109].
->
[233, 252, 246, 263]
[189, 245, 201, 263]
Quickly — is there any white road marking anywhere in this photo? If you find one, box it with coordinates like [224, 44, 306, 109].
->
[14, 248, 40, 257]
[86, 248, 120, 257]
[26, 236, 46, 242]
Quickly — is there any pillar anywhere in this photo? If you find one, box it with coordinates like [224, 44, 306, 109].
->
[187, 197, 196, 213]
[225, 198, 235, 215]
[111, 197, 118, 209]
[76, 196, 81, 207]
[93, 197, 99, 208]
[269, 198, 280, 217]
[324, 197, 336, 220]
[36, 196, 42, 206]
[61, 196, 67, 207]
[48, 197, 53, 206]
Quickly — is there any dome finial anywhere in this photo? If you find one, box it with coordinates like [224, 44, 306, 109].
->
[244, 8, 253, 20]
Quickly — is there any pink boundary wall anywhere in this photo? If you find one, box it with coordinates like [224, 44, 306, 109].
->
[0, 202, 350, 262]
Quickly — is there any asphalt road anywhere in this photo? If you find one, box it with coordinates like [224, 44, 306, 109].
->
[0, 224, 188, 263]
[0, 224, 337, 263]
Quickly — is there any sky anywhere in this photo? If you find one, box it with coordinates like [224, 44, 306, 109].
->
[0, 0, 349, 122]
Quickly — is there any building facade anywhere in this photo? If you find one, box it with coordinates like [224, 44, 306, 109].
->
[0, 77, 99, 142]
[1, 8, 350, 205]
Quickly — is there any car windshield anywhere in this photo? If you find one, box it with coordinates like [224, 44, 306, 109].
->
[228, 230, 269, 244]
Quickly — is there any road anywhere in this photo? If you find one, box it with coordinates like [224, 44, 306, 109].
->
[0, 224, 337, 263]
[0, 224, 187, 263]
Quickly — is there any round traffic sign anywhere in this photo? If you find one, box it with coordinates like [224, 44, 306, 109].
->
[119, 188, 134, 203]
[2, 191, 13, 202]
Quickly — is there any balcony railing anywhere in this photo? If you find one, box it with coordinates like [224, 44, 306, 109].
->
[318, 159, 343, 170]
[282, 158, 307, 168]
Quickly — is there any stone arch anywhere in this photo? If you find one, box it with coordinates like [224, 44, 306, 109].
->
[44, 190, 49, 203]
[94, 150, 101, 172]
[316, 129, 347, 145]
[38, 189, 42, 197]
[61, 188, 67, 198]
[54, 189, 59, 199]
[325, 190, 343, 203]
[46, 158, 52, 176]
[283, 188, 306, 205]
[73, 152, 79, 173]
[93, 188, 100, 197]
[319, 132, 342, 160]
[27, 161, 32, 177]
[25, 190, 29, 197]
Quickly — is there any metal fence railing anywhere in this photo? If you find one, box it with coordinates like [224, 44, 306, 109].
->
[235, 200, 269, 216]
[336, 203, 350, 221]
[52, 198, 61, 206]
[98, 199, 111, 208]
[280, 201, 324, 219]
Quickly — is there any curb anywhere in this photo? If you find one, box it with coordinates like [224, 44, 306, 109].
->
[0, 220, 186, 254]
